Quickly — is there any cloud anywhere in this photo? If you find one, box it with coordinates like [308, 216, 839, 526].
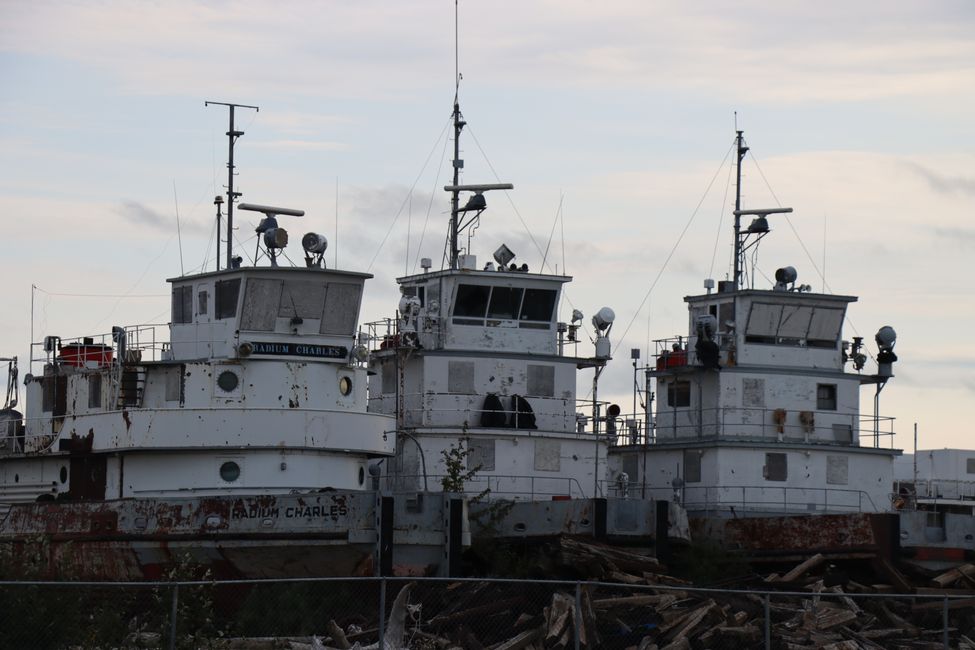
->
[902, 162, 975, 196]
[116, 200, 209, 235]
[932, 227, 975, 249]
[3, 2, 974, 106]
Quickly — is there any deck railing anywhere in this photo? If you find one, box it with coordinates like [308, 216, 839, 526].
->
[605, 405, 896, 449]
[601, 481, 882, 514]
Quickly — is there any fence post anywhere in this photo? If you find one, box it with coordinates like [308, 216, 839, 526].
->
[943, 596, 949, 649]
[169, 583, 179, 650]
[378, 577, 386, 648]
[764, 593, 771, 650]
[574, 582, 581, 650]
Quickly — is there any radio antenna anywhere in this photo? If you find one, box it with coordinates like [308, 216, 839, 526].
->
[205, 100, 259, 269]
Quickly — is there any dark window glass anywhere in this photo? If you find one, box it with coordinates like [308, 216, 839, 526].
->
[667, 380, 691, 407]
[520, 289, 557, 322]
[42, 377, 54, 412]
[216, 279, 241, 319]
[454, 284, 490, 318]
[765, 453, 788, 481]
[197, 290, 208, 316]
[172, 286, 192, 324]
[683, 450, 702, 483]
[817, 384, 837, 410]
[88, 374, 102, 409]
[487, 287, 523, 319]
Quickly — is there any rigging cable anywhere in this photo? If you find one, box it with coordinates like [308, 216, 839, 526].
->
[413, 123, 452, 274]
[614, 142, 736, 347]
[708, 147, 736, 280]
[541, 192, 564, 270]
[367, 117, 452, 273]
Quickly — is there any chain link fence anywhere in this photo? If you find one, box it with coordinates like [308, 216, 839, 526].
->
[1, 576, 972, 649]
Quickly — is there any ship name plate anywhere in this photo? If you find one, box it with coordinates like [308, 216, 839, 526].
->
[250, 341, 348, 359]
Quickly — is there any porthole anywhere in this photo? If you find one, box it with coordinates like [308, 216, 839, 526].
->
[59, 466, 68, 484]
[14, 474, 19, 483]
[217, 370, 239, 392]
[358, 466, 365, 486]
[220, 461, 241, 482]
[339, 376, 353, 396]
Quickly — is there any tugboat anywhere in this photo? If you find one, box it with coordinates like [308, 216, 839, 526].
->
[0, 104, 463, 579]
[364, 83, 687, 545]
[607, 131, 903, 561]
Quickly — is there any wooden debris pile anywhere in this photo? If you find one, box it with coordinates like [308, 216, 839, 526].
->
[178, 542, 975, 649]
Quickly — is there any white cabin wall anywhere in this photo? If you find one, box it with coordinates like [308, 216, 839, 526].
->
[910, 449, 975, 483]
[122, 450, 368, 497]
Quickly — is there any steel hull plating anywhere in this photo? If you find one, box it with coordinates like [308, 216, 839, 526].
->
[0, 492, 460, 580]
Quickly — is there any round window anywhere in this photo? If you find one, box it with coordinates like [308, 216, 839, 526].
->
[339, 376, 353, 396]
[217, 370, 239, 392]
[358, 466, 365, 486]
[220, 461, 241, 482]
[59, 466, 68, 484]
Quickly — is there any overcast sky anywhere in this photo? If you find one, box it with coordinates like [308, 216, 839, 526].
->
[1, 1, 972, 452]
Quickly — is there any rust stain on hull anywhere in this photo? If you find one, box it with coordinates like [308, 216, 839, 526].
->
[692, 513, 898, 559]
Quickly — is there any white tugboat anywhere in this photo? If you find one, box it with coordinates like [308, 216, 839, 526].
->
[366, 87, 616, 501]
[0, 104, 463, 579]
[607, 131, 903, 558]
[364, 81, 689, 547]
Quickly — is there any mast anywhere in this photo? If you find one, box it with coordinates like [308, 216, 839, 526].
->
[449, 99, 465, 270]
[205, 101, 259, 269]
[733, 130, 749, 290]
[443, 0, 511, 269]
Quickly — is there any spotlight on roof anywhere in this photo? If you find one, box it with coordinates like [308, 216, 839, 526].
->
[593, 307, 615, 332]
[301, 233, 328, 255]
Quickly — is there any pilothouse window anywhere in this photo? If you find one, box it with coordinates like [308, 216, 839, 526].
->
[172, 286, 193, 324]
[278, 280, 326, 320]
[487, 287, 523, 320]
[453, 284, 557, 327]
[521, 289, 557, 322]
[215, 279, 241, 319]
[454, 285, 491, 318]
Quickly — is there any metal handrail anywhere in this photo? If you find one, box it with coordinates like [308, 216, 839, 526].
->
[31, 323, 171, 369]
[381, 472, 587, 499]
[368, 391, 613, 436]
[605, 404, 896, 449]
[602, 480, 881, 513]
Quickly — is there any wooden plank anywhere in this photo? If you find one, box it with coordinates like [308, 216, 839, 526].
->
[871, 558, 913, 594]
[544, 593, 574, 646]
[325, 620, 350, 650]
[779, 553, 826, 583]
[591, 594, 672, 609]
[912, 597, 975, 612]
[671, 601, 715, 642]
[491, 628, 543, 650]
[931, 562, 975, 587]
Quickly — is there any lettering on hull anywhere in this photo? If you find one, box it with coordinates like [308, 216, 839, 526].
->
[250, 342, 348, 359]
[230, 501, 349, 521]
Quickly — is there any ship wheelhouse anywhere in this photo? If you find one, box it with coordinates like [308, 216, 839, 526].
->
[367, 259, 615, 500]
